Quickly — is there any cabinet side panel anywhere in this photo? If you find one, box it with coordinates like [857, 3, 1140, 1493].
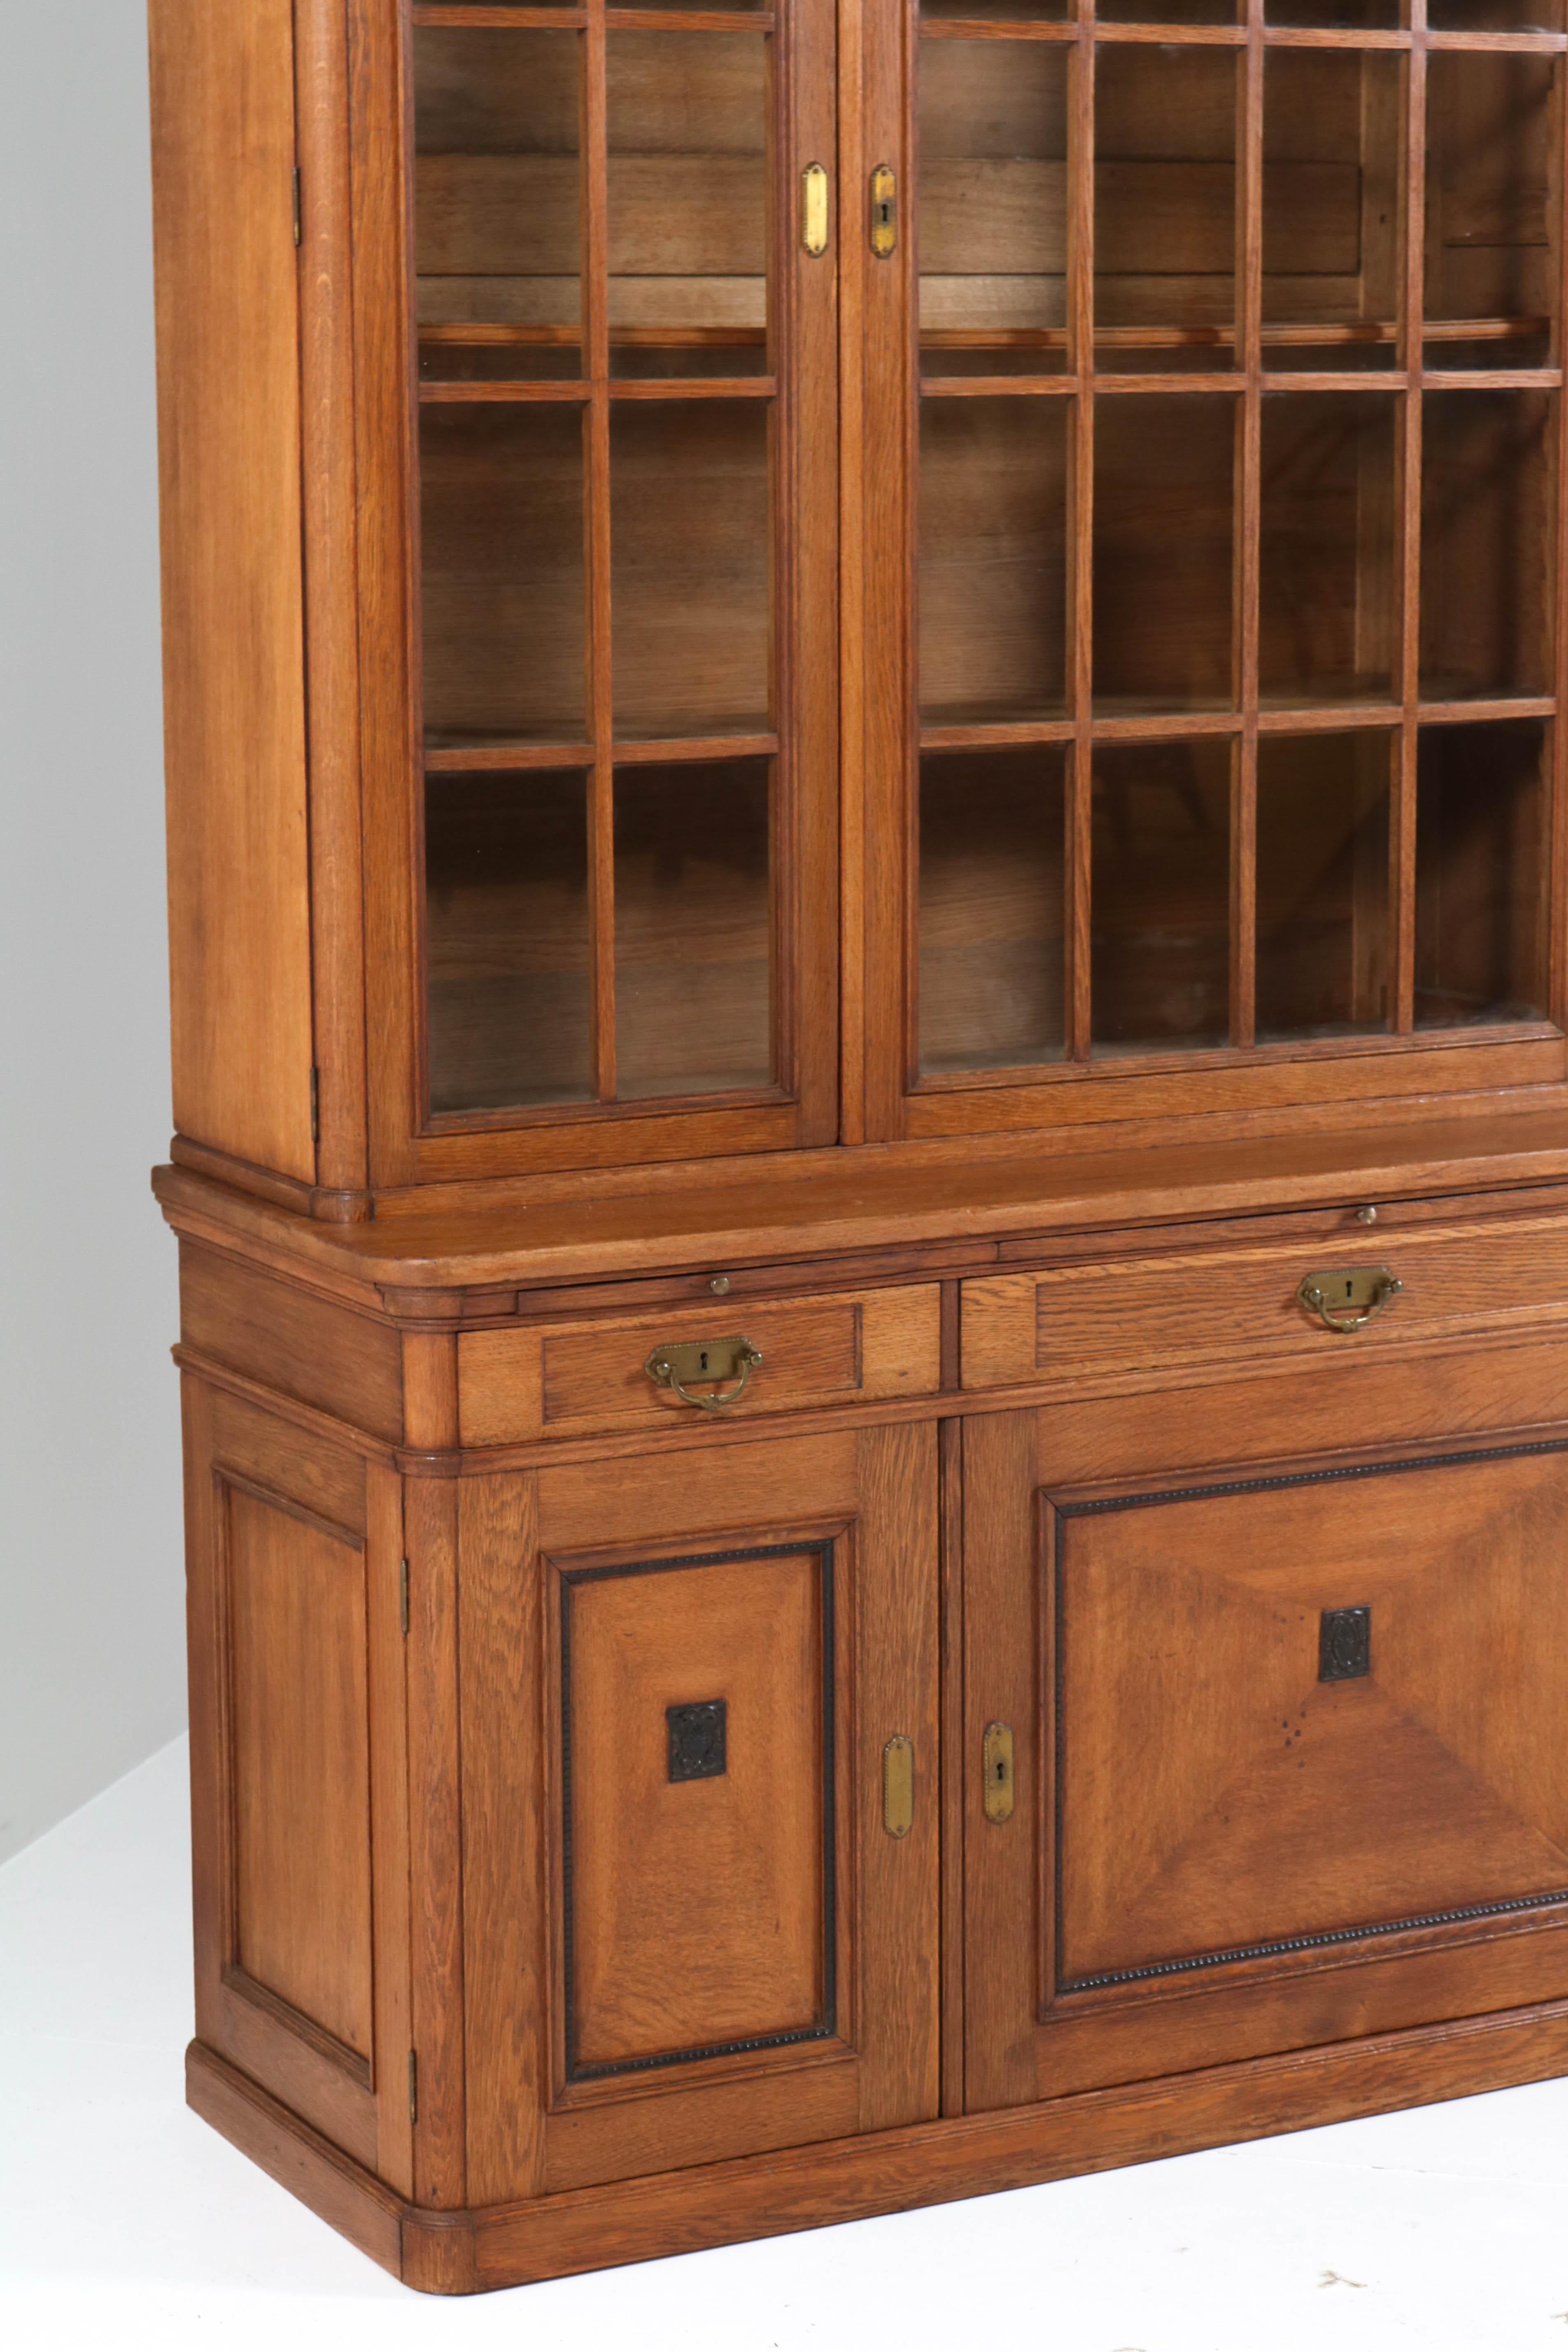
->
[227, 1486, 374, 2059]
[149, 0, 315, 1182]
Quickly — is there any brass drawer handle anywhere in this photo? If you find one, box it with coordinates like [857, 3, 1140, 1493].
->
[1297, 1266, 1403, 1334]
[644, 1336, 764, 1412]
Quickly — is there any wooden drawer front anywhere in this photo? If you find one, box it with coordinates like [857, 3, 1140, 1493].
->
[962, 1212, 1568, 1390]
[460, 1286, 941, 1445]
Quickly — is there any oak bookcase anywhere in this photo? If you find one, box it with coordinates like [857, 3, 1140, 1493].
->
[150, 0, 1568, 2292]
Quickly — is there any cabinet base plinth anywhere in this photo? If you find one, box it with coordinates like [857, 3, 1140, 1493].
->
[187, 2004, 1568, 2296]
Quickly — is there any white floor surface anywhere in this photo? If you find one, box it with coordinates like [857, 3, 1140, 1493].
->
[2, 1737, 1567, 2350]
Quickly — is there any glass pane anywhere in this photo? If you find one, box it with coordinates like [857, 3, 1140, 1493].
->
[923, 0, 1067, 17]
[614, 759, 773, 1096]
[1265, 341, 1403, 373]
[1099, 0, 1235, 23]
[608, 34, 768, 372]
[1096, 48, 1237, 363]
[920, 400, 1068, 725]
[426, 772, 592, 1113]
[1259, 394, 1398, 708]
[1420, 391, 1553, 701]
[421, 404, 586, 748]
[918, 749, 1066, 1074]
[1415, 722, 1548, 1026]
[611, 400, 771, 739]
[1266, 0, 1399, 27]
[1426, 55, 1559, 364]
[1092, 740, 1233, 1051]
[919, 41, 1068, 369]
[1428, 0, 1563, 30]
[1256, 733, 1391, 1040]
[1262, 52, 1401, 360]
[414, 28, 581, 381]
[1094, 396, 1236, 713]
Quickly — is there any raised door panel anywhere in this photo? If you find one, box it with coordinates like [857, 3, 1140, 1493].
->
[963, 1356, 1568, 2116]
[563, 1543, 833, 2079]
[183, 1381, 412, 2191]
[227, 1486, 374, 2058]
[458, 1426, 939, 2201]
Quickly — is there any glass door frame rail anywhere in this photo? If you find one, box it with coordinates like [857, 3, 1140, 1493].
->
[858, 0, 1568, 1144]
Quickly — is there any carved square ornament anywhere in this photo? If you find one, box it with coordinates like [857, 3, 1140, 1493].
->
[667, 1700, 728, 1782]
[1319, 1606, 1372, 1682]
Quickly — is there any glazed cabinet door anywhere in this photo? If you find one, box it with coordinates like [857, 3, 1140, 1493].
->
[858, 0, 1568, 1145]
[453, 1425, 939, 2201]
[352, 0, 839, 1186]
[961, 1342, 1568, 2114]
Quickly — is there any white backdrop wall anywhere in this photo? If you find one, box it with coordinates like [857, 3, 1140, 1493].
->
[0, 0, 185, 1863]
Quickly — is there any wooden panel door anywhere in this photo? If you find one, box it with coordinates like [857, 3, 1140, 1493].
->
[962, 1344, 1568, 2114]
[352, 0, 840, 1186]
[456, 1424, 939, 2200]
[858, 0, 1568, 1148]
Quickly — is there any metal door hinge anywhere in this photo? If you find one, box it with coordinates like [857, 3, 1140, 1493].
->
[408, 2049, 419, 2124]
[292, 166, 303, 246]
[400, 1558, 410, 1637]
[309, 1065, 320, 1140]
[983, 1722, 1015, 1825]
[870, 164, 897, 259]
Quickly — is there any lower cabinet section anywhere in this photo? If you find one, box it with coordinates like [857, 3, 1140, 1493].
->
[457, 1423, 941, 2199]
[179, 1304, 1568, 2288]
[962, 1340, 1568, 2113]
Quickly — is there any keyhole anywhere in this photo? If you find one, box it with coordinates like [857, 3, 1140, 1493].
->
[994, 1758, 1006, 1784]
[1344, 1279, 1354, 1300]
[699, 1350, 710, 1373]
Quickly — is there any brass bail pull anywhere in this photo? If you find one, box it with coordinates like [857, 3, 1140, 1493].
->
[1297, 1266, 1404, 1334]
[644, 1336, 765, 1412]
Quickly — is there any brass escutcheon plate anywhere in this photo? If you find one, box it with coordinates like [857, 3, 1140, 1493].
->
[982, 1722, 1015, 1825]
